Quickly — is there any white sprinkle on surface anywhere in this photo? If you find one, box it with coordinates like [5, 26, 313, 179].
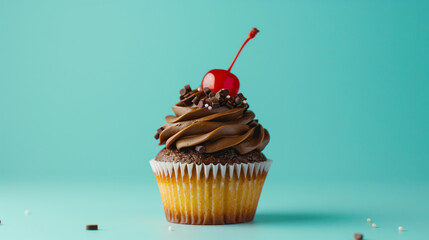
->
[168, 226, 173, 231]
[243, 100, 247, 104]
[366, 218, 371, 223]
[24, 210, 30, 215]
[398, 226, 403, 231]
[197, 87, 201, 91]
[226, 95, 231, 99]
[208, 106, 212, 110]
[204, 104, 209, 107]
[372, 223, 376, 228]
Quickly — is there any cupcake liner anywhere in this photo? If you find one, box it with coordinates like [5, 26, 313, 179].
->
[149, 159, 272, 225]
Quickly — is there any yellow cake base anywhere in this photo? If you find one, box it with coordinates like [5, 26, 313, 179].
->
[150, 160, 271, 225]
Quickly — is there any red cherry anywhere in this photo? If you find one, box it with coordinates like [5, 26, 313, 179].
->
[201, 69, 240, 97]
[201, 28, 259, 97]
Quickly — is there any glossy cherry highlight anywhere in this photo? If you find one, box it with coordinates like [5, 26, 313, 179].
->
[201, 28, 259, 97]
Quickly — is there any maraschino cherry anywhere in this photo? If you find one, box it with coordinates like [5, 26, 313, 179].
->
[201, 28, 259, 97]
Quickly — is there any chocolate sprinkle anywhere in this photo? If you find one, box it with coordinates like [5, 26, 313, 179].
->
[235, 97, 242, 105]
[183, 95, 195, 105]
[86, 225, 98, 230]
[179, 88, 187, 96]
[354, 233, 363, 240]
[203, 87, 211, 96]
[221, 89, 230, 96]
[236, 93, 246, 100]
[192, 97, 200, 104]
[184, 84, 191, 92]
[226, 102, 234, 108]
[197, 99, 205, 108]
[195, 145, 206, 153]
[174, 86, 250, 111]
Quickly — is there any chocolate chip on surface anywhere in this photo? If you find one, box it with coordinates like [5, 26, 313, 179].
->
[354, 233, 363, 240]
[86, 225, 98, 230]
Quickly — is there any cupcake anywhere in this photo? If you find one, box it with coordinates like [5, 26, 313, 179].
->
[149, 28, 272, 225]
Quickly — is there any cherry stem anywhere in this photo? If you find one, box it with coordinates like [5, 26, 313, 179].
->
[227, 28, 259, 72]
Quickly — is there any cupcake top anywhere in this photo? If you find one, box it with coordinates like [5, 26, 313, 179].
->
[154, 28, 270, 164]
[154, 85, 270, 155]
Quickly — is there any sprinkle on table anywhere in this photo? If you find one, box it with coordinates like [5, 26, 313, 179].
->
[354, 233, 363, 240]
[86, 225, 98, 230]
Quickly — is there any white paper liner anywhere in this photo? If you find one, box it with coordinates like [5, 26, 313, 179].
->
[149, 159, 272, 179]
[149, 159, 273, 225]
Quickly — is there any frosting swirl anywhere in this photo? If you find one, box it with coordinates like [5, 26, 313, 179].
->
[155, 105, 270, 154]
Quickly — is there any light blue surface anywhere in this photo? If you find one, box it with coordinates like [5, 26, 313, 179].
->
[1, 180, 429, 240]
[1, 0, 429, 239]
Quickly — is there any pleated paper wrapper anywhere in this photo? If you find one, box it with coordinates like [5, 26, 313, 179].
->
[149, 159, 272, 225]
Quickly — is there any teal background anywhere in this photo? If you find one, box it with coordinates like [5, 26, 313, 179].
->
[1, 0, 428, 239]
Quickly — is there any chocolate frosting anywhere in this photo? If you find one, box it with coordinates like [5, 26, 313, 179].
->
[156, 105, 270, 154]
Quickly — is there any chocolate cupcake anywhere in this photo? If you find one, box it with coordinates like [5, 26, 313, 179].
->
[149, 28, 272, 225]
